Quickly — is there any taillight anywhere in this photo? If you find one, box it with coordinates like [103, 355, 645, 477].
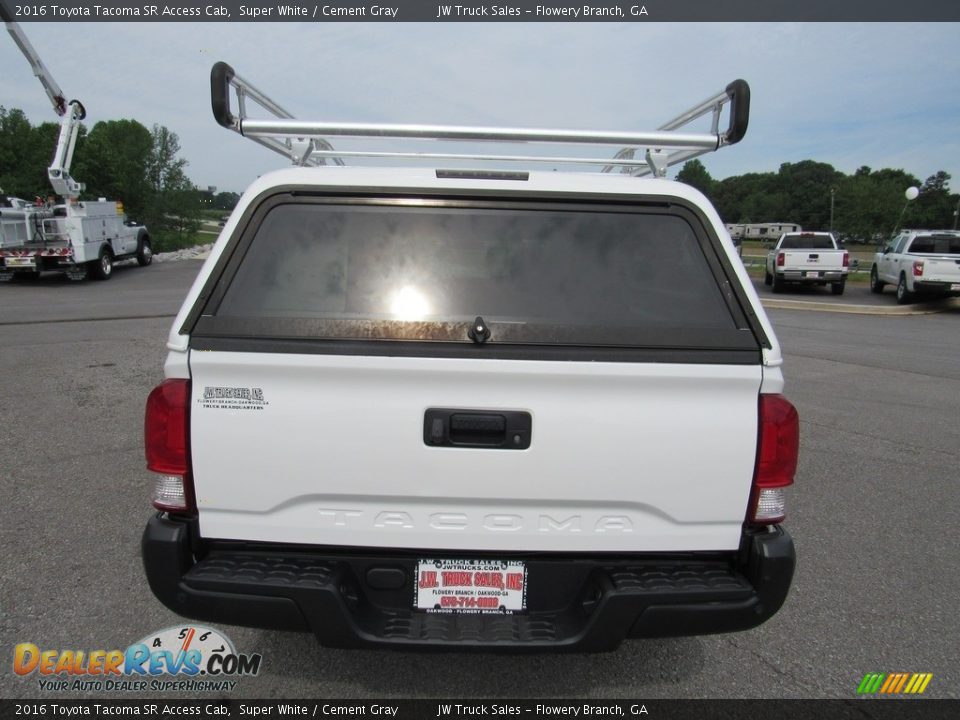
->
[776, 252, 785, 267]
[749, 394, 799, 525]
[144, 379, 193, 513]
[913, 260, 923, 277]
[842, 252, 849, 268]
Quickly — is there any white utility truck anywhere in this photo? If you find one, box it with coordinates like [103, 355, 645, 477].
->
[141, 66, 798, 651]
[764, 231, 849, 295]
[871, 229, 960, 304]
[0, 195, 33, 248]
[0, 7, 151, 281]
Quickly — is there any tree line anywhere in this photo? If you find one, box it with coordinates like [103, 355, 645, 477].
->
[5, 104, 955, 249]
[0, 107, 235, 251]
[677, 159, 958, 243]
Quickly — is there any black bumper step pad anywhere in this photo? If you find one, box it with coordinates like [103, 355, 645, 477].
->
[182, 551, 755, 648]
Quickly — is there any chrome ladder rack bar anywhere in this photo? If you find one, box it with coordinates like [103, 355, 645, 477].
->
[604, 80, 749, 176]
[210, 61, 750, 176]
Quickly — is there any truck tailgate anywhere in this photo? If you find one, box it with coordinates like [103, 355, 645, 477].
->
[781, 249, 845, 271]
[189, 351, 762, 553]
[919, 256, 960, 283]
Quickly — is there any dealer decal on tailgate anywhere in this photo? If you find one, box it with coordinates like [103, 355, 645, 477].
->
[415, 559, 527, 614]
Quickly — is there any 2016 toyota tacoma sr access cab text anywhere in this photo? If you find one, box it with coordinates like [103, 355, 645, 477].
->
[140, 69, 797, 651]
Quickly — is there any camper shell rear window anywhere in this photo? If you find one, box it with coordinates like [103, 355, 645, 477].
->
[191, 196, 763, 355]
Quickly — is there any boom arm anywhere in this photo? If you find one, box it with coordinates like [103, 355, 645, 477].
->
[3, 2, 86, 198]
[2, 5, 66, 116]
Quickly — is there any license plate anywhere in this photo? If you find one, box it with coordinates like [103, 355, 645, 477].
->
[951, 283, 960, 291]
[5, 257, 35, 268]
[415, 559, 527, 614]
[807, 271, 820, 278]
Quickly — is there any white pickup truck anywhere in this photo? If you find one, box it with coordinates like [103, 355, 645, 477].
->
[870, 229, 960, 304]
[765, 231, 849, 295]
[140, 68, 797, 651]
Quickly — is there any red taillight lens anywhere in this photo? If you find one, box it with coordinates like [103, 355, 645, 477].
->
[145, 379, 193, 512]
[913, 260, 923, 277]
[749, 394, 799, 524]
[145, 379, 189, 473]
[842, 252, 849, 268]
[776, 252, 785, 267]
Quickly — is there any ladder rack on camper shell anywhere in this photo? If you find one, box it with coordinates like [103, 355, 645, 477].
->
[210, 61, 750, 178]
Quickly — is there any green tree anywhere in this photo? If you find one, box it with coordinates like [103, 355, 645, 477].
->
[142, 124, 202, 250]
[213, 191, 240, 211]
[676, 159, 716, 197]
[713, 171, 777, 223]
[0, 107, 68, 199]
[1, 108, 208, 249]
[912, 172, 956, 228]
[0, 107, 32, 195]
[773, 161, 843, 230]
[164, 185, 204, 244]
[834, 168, 921, 244]
[73, 119, 152, 218]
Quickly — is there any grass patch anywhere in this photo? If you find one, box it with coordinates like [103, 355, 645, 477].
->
[740, 240, 881, 265]
[741, 260, 871, 286]
[151, 232, 210, 253]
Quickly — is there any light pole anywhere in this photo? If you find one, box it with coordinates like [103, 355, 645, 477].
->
[830, 187, 835, 233]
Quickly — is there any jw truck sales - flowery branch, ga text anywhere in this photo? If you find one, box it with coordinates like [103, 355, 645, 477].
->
[10, 3, 649, 19]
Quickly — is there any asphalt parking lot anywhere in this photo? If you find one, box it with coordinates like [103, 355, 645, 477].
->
[749, 275, 960, 313]
[1, 260, 958, 699]
[751, 276, 892, 305]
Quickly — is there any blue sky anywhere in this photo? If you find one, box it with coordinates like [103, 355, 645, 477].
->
[2, 22, 959, 193]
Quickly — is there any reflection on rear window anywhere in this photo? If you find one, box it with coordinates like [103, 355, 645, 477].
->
[215, 202, 740, 345]
[908, 236, 960, 254]
[779, 235, 835, 250]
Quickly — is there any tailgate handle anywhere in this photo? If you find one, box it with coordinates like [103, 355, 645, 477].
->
[424, 409, 531, 449]
[451, 413, 506, 436]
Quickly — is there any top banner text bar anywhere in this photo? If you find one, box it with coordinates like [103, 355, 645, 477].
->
[3, 0, 959, 22]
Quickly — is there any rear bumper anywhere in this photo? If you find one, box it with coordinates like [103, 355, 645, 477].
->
[142, 515, 795, 652]
[913, 280, 960, 295]
[0, 249, 78, 273]
[779, 269, 846, 283]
